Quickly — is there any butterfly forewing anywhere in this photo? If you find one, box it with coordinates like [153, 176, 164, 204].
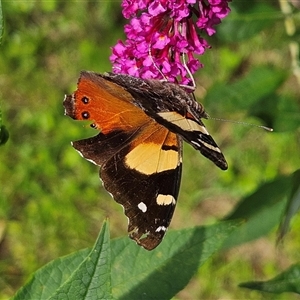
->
[103, 72, 228, 170]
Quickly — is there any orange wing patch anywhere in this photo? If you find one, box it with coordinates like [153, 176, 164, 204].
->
[73, 73, 149, 134]
[125, 124, 179, 175]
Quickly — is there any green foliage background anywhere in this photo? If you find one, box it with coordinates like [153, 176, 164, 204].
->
[0, 0, 300, 299]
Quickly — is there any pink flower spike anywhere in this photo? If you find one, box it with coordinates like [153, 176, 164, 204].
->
[111, 0, 231, 84]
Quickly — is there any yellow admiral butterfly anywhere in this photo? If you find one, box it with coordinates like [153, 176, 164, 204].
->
[64, 71, 227, 250]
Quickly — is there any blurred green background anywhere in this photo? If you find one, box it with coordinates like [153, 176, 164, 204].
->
[0, 0, 300, 299]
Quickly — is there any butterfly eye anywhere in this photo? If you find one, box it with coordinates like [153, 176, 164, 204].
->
[81, 111, 90, 119]
[81, 96, 89, 104]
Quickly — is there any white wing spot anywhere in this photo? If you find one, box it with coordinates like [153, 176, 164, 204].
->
[155, 226, 167, 232]
[138, 202, 147, 213]
[156, 194, 176, 205]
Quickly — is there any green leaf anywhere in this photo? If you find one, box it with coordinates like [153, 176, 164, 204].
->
[249, 94, 300, 132]
[12, 221, 237, 300]
[219, 2, 280, 42]
[273, 96, 300, 132]
[110, 221, 238, 300]
[222, 174, 292, 249]
[239, 263, 300, 294]
[0, 0, 2, 45]
[0, 108, 9, 146]
[0, 125, 9, 146]
[13, 220, 112, 300]
[206, 66, 287, 115]
[278, 170, 300, 241]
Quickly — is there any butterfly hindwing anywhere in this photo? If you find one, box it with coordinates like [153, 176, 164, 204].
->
[103, 128, 182, 250]
[72, 125, 182, 250]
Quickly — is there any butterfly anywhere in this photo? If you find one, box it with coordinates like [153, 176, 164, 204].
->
[63, 71, 227, 250]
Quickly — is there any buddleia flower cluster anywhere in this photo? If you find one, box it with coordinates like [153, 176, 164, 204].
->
[110, 0, 231, 85]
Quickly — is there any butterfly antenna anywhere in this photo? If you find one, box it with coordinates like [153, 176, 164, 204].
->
[181, 53, 196, 91]
[208, 116, 273, 132]
[179, 20, 196, 91]
[148, 42, 168, 82]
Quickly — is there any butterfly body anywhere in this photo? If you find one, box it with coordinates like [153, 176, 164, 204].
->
[64, 71, 227, 250]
